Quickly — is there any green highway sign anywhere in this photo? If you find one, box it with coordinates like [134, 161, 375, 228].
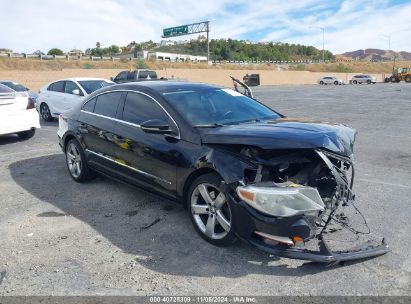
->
[163, 25, 189, 38]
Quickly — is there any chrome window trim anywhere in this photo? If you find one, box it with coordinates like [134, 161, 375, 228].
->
[85, 149, 172, 185]
[81, 89, 181, 139]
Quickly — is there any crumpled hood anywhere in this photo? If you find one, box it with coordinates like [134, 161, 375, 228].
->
[199, 118, 357, 156]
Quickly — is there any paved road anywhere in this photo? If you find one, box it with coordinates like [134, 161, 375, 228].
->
[0, 83, 410, 296]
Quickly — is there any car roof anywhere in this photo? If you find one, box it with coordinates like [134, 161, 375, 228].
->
[104, 81, 223, 94]
[49, 77, 112, 83]
[0, 80, 22, 83]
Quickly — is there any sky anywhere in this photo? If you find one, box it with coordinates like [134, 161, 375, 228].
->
[1, 0, 411, 54]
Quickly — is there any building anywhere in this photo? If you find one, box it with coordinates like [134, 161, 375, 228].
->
[146, 51, 207, 62]
[68, 49, 84, 57]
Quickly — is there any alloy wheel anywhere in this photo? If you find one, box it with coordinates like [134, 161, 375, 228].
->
[66, 143, 82, 178]
[191, 183, 232, 240]
[41, 104, 51, 121]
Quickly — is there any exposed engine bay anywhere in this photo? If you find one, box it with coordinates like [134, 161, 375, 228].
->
[220, 145, 390, 264]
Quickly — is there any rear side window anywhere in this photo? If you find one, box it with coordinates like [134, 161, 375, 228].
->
[49, 81, 65, 92]
[138, 71, 157, 79]
[122, 92, 168, 124]
[94, 92, 122, 118]
[82, 97, 96, 112]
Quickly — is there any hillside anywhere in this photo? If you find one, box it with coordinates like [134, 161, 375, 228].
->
[154, 38, 334, 62]
[341, 49, 411, 61]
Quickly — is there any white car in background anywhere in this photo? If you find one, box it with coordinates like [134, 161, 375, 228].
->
[0, 83, 40, 139]
[351, 74, 377, 84]
[318, 76, 343, 85]
[37, 78, 114, 121]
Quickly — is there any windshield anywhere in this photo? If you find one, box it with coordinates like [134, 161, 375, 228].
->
[1, 81, 28, 92]
[78, 80, 113, 94]
[163, 88, 280, 127]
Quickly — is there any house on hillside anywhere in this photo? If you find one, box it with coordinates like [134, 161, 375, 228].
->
[68, 49, 84, 57]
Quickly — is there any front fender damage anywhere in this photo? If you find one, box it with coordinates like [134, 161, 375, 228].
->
[217, 147, 390, 265]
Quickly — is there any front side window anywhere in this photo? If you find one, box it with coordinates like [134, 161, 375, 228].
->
[64, 81, 81, 95]
[163, 88, 280, 127]
[116, 72, 128, 81]
[122, 92, 168, 125]
[93, 92, 122, 118]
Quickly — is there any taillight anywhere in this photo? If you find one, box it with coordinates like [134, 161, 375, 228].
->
[26, 98, 36, 109]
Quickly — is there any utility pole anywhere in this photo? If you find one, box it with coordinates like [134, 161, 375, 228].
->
[206, 21, 210, 64]
[310, 26, 325, 62]
[321, 27, 325, 62]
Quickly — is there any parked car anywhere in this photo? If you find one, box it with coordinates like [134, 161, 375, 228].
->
[0, 83, 40, 139]
[351, 74, 376, 84]
[111, 69, 159, 84]
[0, 80, 38, 102]
[57, 80, 389, 264]
[37, 78, 114, 121]
[318, 76, 343, 85]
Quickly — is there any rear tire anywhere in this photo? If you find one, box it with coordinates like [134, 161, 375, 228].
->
[367, 79, 371, 84]
[334, 81, 338, 85]
[352, 80, 357, 84]
[40, 103, 53, 121]
[65, 139, 95, 182]
[319, 81, 324, 85]
[187, 173, 237, 246]
[17, 129, 35, 139]
[405, 76, 411, 83]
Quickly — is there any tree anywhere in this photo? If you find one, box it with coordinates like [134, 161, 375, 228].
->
[47, 48, 64, 56]
[96, 42, 101, 49]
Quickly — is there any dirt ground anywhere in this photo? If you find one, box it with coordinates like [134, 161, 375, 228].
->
[0, 69, 388, 91]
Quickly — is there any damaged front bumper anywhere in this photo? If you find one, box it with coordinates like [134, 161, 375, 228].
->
[226, 149, 390, 264]
[248, 236, 390, 265]
[229, 197, 390, 264]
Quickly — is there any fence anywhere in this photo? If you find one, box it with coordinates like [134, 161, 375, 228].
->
[0, 53, 122, 61]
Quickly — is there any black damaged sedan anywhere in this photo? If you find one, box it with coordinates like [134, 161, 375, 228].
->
[58, 80, 389, 264]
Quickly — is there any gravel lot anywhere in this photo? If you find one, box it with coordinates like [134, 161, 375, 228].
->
[0, 83, 410, 296]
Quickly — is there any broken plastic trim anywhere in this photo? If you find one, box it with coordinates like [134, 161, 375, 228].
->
[248, 236, 390, 265]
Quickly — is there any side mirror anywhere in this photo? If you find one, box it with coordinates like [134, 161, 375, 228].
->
[72, 89, 80, 95]
[140, 119, 173, 135]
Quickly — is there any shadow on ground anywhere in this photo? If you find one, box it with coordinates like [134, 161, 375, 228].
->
[9, 154, 340, 278]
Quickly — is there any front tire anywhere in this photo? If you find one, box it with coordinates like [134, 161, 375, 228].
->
[17, 129, 35, 139]
[405, 76, 411, 83]
[65, 139, 95, 182]
[40, 103, 53, 121]
[319, 81, 324, 85]
[367, 79, 371, 84]
[188, 173, 237, 246]
[334, 81, 338, 85]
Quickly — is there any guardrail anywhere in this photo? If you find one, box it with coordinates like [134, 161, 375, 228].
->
[0, 53, 126, 61]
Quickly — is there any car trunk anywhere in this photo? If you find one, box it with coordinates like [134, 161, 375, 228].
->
[0, 92, 28, 117]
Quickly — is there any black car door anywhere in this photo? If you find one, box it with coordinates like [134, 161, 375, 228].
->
[78, 91, 125, 174]
[113, 91, 180, 198]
